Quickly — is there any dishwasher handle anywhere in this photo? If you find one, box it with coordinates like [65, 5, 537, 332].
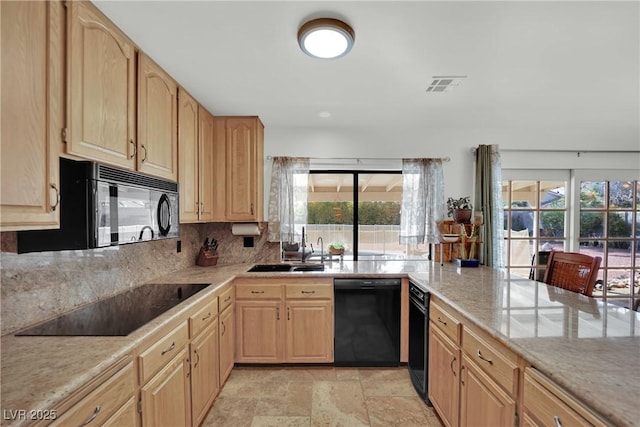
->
[334, 278, 401, 290]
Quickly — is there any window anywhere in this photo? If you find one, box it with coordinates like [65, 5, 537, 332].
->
[502, 171, 569, 280]
[577, 174, 639, 310]
[503, 170, 639, 311]
[304, 171, 428, 261]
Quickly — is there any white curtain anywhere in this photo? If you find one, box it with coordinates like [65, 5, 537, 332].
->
[399, 158, 444, 244]
[267, 157, 310, 242]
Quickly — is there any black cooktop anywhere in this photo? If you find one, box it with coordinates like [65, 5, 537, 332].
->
[16, 283, 209, 336]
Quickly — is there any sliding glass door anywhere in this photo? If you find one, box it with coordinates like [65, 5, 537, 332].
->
[306, 171, 420, 261]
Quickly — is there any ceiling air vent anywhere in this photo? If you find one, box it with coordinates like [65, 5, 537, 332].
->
[426, 76, 467, 93]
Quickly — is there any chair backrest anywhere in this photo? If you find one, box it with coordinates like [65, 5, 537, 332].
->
[542, 251, 602, 297]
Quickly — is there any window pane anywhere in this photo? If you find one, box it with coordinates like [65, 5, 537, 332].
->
[510, 181, 537, 208]
[540, 181, 566, 209]
[307, 173, 354, 261]
[607, 269, 632, 297]
[609, 181, 634, 209]
[357, 173, 404, 260]
[540, 211, 564, 238]
[580, 181, 606, 208]
[580, 212, 605, 238]
[608, 212, 633, 238]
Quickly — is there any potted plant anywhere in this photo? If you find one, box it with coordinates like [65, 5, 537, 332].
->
[447, 196, 473, 224]
[328, 242, 345, 255]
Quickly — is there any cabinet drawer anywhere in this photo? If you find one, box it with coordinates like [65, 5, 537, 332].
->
[102, 397, 137, 427]
[429, 301, 461, 344]
[190, 297, 218, 337]
[235, 283, 282, 299]
[219, 285, 234, 311]
[462, 327, 518, 395]
[51, 362, 135, 427]
[524, 368, 607, 427]
[139, 322, 188, 383]
[285, 283, 333, 299]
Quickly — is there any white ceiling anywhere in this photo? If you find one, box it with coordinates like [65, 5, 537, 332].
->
[92, 0, 639, 148]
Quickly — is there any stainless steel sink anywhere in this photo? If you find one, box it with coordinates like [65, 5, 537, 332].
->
[290, 264, 325, 272]
[247, 263, 325, 272]
[247, 264, 293, 272]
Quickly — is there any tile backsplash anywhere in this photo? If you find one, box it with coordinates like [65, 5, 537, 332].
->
[0, 222, 280, 335]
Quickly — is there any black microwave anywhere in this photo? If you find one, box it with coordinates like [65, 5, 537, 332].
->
[17, 158, 179, 253]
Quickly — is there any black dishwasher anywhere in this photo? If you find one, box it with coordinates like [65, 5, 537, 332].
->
[334, 278, 401, 366]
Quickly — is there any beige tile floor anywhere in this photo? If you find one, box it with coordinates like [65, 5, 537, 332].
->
[202, 366, 443, 427]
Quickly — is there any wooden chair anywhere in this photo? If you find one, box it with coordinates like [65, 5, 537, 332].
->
[542, 251, 602, 297]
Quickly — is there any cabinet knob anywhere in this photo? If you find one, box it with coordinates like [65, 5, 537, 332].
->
[554, 416, 563, 427]
[141, 144, 148, 162]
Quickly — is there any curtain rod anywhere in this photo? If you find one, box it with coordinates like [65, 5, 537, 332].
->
[266, 155, 450, 162]
[476, 148, 640, 156]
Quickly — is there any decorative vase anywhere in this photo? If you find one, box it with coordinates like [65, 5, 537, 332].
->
[453, 209, 472, 224]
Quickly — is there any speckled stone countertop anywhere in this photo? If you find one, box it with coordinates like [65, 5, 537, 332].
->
[2, 261, 639, 426]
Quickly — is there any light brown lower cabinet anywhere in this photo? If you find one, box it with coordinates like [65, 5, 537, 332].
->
[218, 285, 235, 384]
[140, 347, 192, 427]
[459, 354, 516, 427]
[428, 297, 517, 427]
[523, 367, 608, 427]
[50, 361, 136, 427]
[236, 299, 284, 363]
[234, 278, 334, 364]
[102, 397, 138, 427]
[428, 323, 460, 427]
[190, 322, 219, 427]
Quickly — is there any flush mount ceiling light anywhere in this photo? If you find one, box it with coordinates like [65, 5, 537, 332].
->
[298, 18, 355, 59]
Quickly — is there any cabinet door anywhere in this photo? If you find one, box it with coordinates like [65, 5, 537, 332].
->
[1, 0, 62, 231]
[225, 117, 263, 221]
[428, 323, 460, 427]
[178, 88, 199, 223]
[67, 1, 136, 169]
[219, 305, 235, 385]
[190, 323, 219, 427]
[211, 117, 226, 222]
[235, 300, 283, 363]
[198, 106, 215, 222]
[137, 53, 178, 180]
[141, 348, 191, 427]
[459, 355, 516, 427]
[286, 300, 333, 363]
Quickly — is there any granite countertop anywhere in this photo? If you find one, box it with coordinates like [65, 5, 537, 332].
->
[2, 261, 639, 426]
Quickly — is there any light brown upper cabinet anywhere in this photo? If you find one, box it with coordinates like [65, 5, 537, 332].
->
[177, 88, 215, 223]
[214, 117, 264, 222]
[178, 89, 200, 222]
[67, 1, 136, 170]
[1, 0, 64, 231]
[137, 53, 178, 181]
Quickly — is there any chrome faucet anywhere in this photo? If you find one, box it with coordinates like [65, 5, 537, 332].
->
[317, 236, 324, 264]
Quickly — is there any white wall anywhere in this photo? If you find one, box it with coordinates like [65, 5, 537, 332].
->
[263, 126, 640, 209]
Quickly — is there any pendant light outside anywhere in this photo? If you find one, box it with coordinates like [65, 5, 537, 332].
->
[298, 18, 355, 59]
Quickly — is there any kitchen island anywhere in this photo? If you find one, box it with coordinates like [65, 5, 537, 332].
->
[1, 261, 638, 426]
